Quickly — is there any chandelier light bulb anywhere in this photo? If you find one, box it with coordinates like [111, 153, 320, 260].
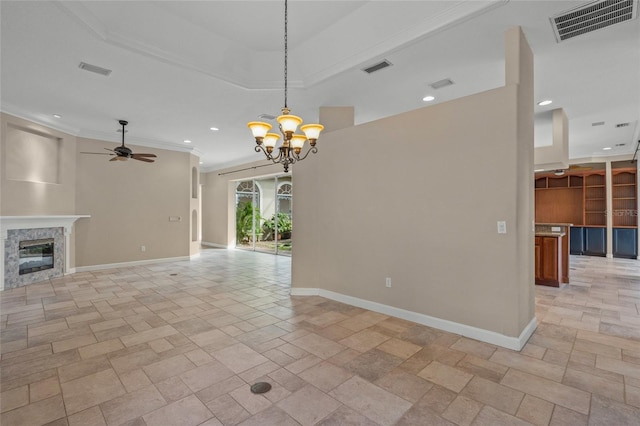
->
[263, 133, 280, 153]
[290, 134, 307, 154]
[248, 122, 272, 142]
[277, 114, 303, 134]
[300, 124, 324, 145]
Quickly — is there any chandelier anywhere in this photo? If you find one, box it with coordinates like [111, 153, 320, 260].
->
[247, 0, 323, 173]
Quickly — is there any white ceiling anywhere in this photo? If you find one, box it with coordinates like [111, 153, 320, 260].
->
[1, 0, 639, 171]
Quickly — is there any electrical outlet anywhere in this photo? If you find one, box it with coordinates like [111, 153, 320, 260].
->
[385, 277, 392, 288]
[141, 245, 146, 252]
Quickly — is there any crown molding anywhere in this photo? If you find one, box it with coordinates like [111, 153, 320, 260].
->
[1, 103, 81, 136]
[77, 129, 204, 157]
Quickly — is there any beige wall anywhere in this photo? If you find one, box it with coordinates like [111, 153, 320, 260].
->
[534, 108, 569, 171]
[1, 113, 77, 215]
[291, 27, 535, 339]
[74, 137, 193, 267]
[2, 113, 197, 269]
[508, 26, 536, 333]
[201, 159, 283, 246]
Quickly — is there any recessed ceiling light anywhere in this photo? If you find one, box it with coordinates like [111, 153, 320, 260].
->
[199, 161, 203, 165]
[210, 127, 219, 131]
[53, 114, 62, 118]
[422, 95, 435, 102]
[537, 100, 553, 106]
[184, 140, 192, 144]
[603, 147, 612, 150]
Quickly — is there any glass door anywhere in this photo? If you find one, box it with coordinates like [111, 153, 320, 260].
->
[275, 176, 292, 256]
[255, 177, 276, 255]
[234, 176, 292, 256]
[234, 180, 260, 251]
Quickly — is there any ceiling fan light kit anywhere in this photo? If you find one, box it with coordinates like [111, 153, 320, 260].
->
[81, 120, 157, 163]
[247, 0, 323, 173]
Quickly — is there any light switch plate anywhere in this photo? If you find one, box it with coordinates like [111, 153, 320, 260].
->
[497, 221, 507, 234]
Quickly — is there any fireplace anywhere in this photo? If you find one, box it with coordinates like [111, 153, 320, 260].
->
[19, 238, 54, 275]
[1, 215, 89, 290]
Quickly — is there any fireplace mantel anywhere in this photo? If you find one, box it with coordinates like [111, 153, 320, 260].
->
[1, 215, 90, 290]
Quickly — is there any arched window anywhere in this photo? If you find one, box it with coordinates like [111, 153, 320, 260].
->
[277, 182, 292, 216]
[277, 183, 292, 195]
[236, 180, 260, 209]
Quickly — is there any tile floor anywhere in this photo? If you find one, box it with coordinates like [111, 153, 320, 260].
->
[1, 248, 640, 425]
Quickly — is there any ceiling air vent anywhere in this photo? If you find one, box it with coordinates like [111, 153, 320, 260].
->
[429, 78, 454, 90]
[592, 121, 605, 126]
[78, 62, 112, 76]
[616, 122, 630, 127]
[550, 0, 637, 42]
[258, 114, 276, 120]
[362, 60, 392, 74]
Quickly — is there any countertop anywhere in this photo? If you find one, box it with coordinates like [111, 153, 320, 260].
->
[535, 232, 566, 237]
[535, 223, 573, 226]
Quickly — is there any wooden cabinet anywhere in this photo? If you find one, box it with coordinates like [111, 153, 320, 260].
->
[584, 227, 606, 256]
[535, 235, 563, 287]
[570, 226, 584, 255]
[613, 228, 638, 259]
[535, 167, 638, 258]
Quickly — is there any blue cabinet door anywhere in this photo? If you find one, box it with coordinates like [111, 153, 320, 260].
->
[613, 228, 637, 259]
[584, 227, 606, 256]
[570, 226, 584, 255]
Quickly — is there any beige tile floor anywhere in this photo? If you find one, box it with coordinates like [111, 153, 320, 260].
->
[1, 248, 640, 425]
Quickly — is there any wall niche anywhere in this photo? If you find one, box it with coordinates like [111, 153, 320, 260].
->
[5, 124, 62, 184]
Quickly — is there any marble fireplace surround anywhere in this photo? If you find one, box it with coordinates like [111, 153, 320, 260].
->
[1, 215, 89, 291]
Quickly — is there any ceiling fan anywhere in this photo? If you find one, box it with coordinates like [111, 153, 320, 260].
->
[81, 120, 157, 163]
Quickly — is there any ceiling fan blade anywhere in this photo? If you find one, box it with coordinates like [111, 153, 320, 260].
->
[131, 153, 157, 158]
[131, 155, 155, 163]
[104, 148, 117, 153]
[80, 152, 114, 155]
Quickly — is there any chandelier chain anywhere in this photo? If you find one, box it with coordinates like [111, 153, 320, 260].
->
[284, 0, 288, 108]
[247, 0, 323, 173]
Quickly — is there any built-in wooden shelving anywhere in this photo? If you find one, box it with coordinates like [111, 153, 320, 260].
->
[534, 167, 637, 228]
[612, 171, 637, 227]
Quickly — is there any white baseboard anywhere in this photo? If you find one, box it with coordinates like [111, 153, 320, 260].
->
[290, 287, 537, 351]
[201, 242, 229, 249]
[65, 268, 76, 275]
[74, 256, 191, 272]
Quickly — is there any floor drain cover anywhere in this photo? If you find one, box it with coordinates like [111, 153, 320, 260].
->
[250, 382, 272, 394]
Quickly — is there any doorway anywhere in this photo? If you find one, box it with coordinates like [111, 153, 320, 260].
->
[234, 175, 292, 256]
